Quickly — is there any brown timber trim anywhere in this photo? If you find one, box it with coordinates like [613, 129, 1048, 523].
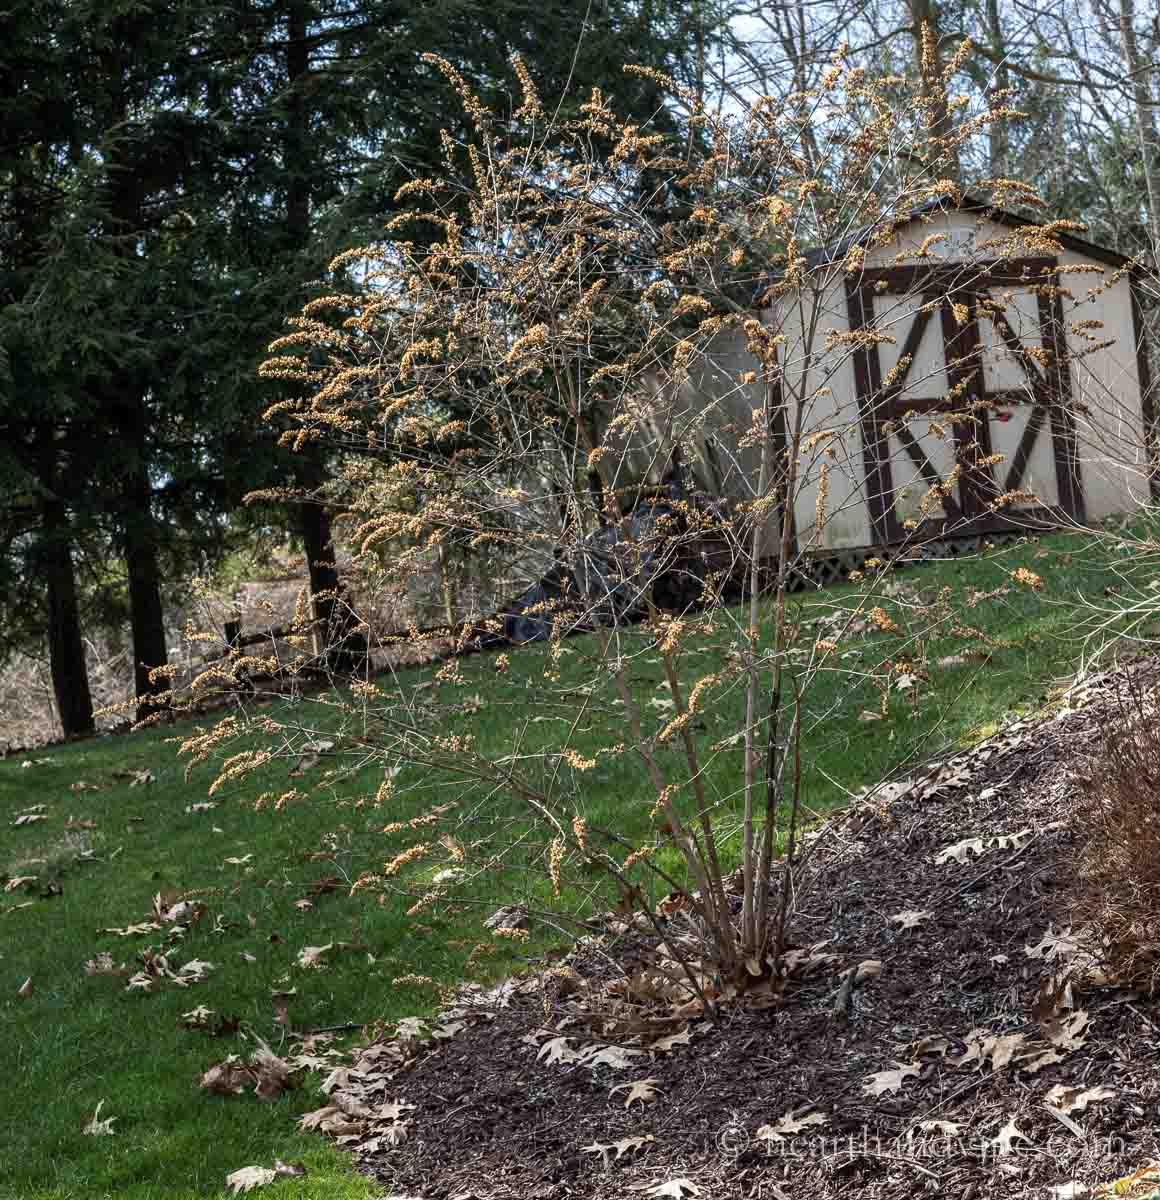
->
[1129, 270, 1159, 501]
[846, 256, 1091, 544]
[939, 290, 995, 519]
[844, 275, 896, 542]
[856, 258, 1059, 294]
[1039, 285, 1086, 523]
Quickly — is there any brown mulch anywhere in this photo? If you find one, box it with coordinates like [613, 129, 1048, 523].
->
[341, 667, 1160, 1200]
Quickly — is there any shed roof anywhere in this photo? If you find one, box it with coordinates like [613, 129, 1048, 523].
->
[801, 193, 1132, 272]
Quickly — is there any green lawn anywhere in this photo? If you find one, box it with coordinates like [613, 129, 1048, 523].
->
[0, 528, 1147, 1199]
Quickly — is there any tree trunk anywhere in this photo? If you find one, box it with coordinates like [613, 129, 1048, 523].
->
[37, 444, 94, 738]
[985, 0, 1009, 179]
[906, 0, 960, 183]
[1116, 0, 1160, 253]
[123, 461, 169, 720]
[296, 448, 368, 674]
[282, 1, 366, 675]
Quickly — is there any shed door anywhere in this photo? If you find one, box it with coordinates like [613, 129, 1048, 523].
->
[845, 259, 1083, 545]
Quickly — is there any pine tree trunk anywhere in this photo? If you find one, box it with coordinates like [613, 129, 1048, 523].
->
[1117, 0, 1160, 253]
[296, 449, 368, 674]
[907, 0, 960, 182]
[39, 470, 94, 738]
[123, 465, 169, 720]
[985, 0, 1009, 179]
[282, 2, 366, 676]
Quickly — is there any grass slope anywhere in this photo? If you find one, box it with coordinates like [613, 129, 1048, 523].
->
[0, 532, 1134, 1199]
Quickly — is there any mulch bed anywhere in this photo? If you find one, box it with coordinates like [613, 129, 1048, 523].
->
[341, 666, 1160, 1200]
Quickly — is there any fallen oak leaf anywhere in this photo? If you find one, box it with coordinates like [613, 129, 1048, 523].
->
[200, 1057, 254, 1095]
[934, 837, 985, 865]
[1044, 1010, 1091, 1052]
[582, 1044, 644, 1070]
[862, 1061, 921, 1097]
[17, 977, 32, 998]
[891, 910, 932, 931]
[651, 1027, 692, 1052]
[383, 1122, 410, 1146]
[583, 1134, 655, 1165]
[250, 1042, 303, 1099]
[225, 1166, 276, 1194]
[757, 1108, 828, 1141]
[1045, 1084, 1115, 1114]
[537, 1036, 580, 1065]
[1025, 925, 1080, 962]
[1021, 1049, 1066, 1074]
[375, 1099, 415, 1121]
[611, 1078, 661, 1108]
[12, 813, 48, 826]
[4, 876, 38, 892]
[991, 1116, 1030, 1157]
[296, 943, 333, 969]
[638, 1180, 701, 1199]
[984, 1032, 1027, 1071]
[85, 952, 128, 977]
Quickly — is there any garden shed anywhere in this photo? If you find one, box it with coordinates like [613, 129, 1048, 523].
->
[617, 197, 1155, 567]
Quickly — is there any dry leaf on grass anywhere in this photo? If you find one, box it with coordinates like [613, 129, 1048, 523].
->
[297, 943, 333, 969]
[862, 1061, 920, 1097]
[757, 1109, 828, 1141]
[223, 855, 253, 867]
[16, 977, 32, 998]
[200, 1058, 254, 1096]
[225, 1166, 276, 1194]
[5, 876, 38, 892]
[612, 1078, 661, 1107]
[298, 1106, 364, 1136]
[991, 1116, 1031, 1156]
[251, 1045, 302, 1100]
[85, 952, 128, 977]
[12, 813, 48, 827]
[82, 1100, 116, 1136]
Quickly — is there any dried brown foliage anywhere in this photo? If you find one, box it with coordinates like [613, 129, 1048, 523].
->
[1072, 684, 1160, 993]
